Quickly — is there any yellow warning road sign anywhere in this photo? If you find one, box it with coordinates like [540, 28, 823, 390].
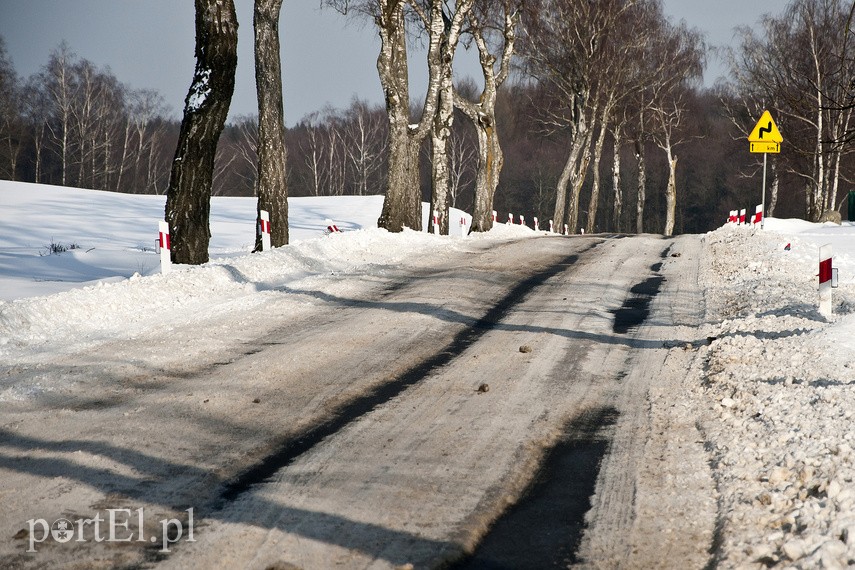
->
[748, 110, 783, 143]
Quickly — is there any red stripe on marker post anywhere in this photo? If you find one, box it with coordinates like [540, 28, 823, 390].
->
[259, 210, 272, 251]
[324, 218, 342, 234]
[819, 243, 832, 317]
[158, 221, 171, 275]
[820, 258, 832, 284]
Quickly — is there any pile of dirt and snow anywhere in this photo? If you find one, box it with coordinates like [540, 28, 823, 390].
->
[695, 221, 855, 568]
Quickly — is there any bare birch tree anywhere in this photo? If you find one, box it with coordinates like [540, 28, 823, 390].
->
[41, 42, 78, 187]
[732, 0, 853, 221]
[0, 37, 23, 181]
[448, 118, 477, 209]
[342, 98, 387, 196]
[454, 0, 520, 233]
[22, 77, 50, 183]
[521, 0, 633, 234]
[253, 0, 289, 249]
[651, 97, 684, 235]
[126, 89, 170, 193]
[373, 0, 427, 231]
[330, 0, 466, 232]
[164, 0, 239, 264]
[583, 3, 656, 234]
[299, 113, 325, 196]
[649, 24, 704, 236]
[421, 0, 474, 234]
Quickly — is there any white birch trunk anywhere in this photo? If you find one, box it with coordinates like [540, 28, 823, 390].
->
[566, 126, 593, 233]
[612, 123, 623, 232]
[664, 152, 677, 236]
[586, 102, 612, 234]
[635, 138, 646, 234]
[453, 5, 516, 233]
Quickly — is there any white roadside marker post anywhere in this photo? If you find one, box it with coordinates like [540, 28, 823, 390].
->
[259, 210, 272, 251]
[819, 244, 833, 318]
[753, 204, 763, 226]
[549, 219, 554, 233]
[508, 212, 514, 225]
[159, 221, 172, 275]
[564, 223, 569, 236]
[432, 209, 440, 235]
[492, 210, 497, 224]
[739, 208, 747, 225]
[534, 217, 539, 232]
[520, 215, 526, 227]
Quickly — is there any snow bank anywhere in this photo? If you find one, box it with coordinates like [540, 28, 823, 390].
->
[0, 228, 452, 357]
[697, 221, 855, 568]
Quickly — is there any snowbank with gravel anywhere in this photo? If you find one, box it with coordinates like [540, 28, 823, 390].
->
[697, 220, 855, 568]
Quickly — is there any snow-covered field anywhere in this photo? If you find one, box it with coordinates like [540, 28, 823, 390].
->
[3, 180, 855, 567]
[0, 181, 477, 302]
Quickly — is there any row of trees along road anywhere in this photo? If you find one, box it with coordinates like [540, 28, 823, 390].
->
[1, 0, 854, 263]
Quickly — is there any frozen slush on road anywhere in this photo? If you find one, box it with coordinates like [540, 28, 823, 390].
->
[1, 181, 855, 568]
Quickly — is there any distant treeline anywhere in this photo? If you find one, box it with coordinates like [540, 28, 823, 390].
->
[1, 0, 853, 235]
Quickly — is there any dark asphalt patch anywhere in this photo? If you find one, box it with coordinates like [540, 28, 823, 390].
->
[611, 275, 665, 334]
[450, 406, 619, 569]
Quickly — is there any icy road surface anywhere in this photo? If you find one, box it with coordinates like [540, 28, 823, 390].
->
[1, 234, 715, 569]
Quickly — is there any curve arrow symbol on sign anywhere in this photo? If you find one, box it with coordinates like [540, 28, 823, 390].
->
[748, 111, 783, 143]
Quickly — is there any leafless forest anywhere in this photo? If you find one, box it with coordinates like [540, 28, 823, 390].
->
[0, 0, 853, 236]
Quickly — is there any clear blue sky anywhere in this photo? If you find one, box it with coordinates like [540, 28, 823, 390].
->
[0, 0, 784, 125]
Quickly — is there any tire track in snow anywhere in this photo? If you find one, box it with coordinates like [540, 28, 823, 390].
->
[210, 242, 601, 511]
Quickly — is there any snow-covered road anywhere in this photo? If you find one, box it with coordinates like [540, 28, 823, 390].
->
[1, 233, 715, 569]
[6, 181, 855, 568]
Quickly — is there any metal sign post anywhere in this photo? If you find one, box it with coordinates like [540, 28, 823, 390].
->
[761, 153, 767, 230]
